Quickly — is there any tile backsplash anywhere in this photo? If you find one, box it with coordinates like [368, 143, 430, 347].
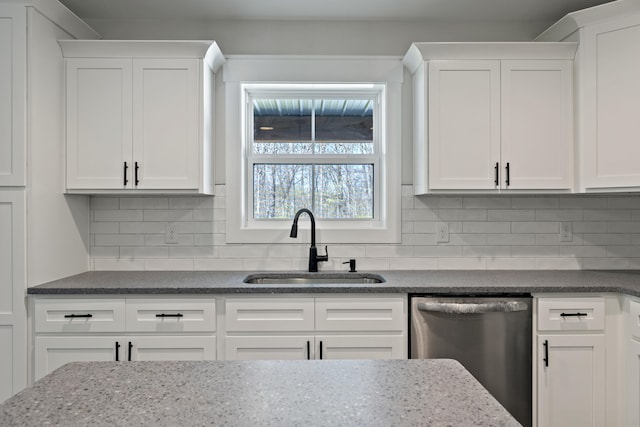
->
[90, 185, 640, 271]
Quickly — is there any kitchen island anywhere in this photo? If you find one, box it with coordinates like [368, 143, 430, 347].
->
[0, 359, 519, 426]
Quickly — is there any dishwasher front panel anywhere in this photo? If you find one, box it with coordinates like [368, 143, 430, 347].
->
[410, 296, 532, 427]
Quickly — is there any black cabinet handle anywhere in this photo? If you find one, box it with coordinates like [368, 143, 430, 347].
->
[64, 313, 93, 319]
[319, 341, 323, 360]
[123, 162, 128, 186]
[155, 313, 184, 318]
[543, 340, 549, 367]
[505, 162, 510, 187]
[494, 162, 499, 186]
[560, 312, 588, 317]
[115, 342, 120, 361]
[306, 341, 310, 360]
[134, 162, 140, 186]
[128, 342, 133, 361]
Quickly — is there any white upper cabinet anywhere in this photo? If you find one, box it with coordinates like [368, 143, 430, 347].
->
[537, 0, 640, 192]
[59, 40, 224, 195]
[403, 43, 576, 194]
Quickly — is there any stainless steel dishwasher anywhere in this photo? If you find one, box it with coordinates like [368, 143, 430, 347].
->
[410, 295, 532, 427]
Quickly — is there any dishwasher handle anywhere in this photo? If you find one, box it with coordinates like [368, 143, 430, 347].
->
[417, 300, 529, 314]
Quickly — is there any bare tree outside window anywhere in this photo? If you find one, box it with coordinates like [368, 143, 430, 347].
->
[251, 96, 376, 220]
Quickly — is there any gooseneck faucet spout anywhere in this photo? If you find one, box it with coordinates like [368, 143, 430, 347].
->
[290, 208, 328, 272]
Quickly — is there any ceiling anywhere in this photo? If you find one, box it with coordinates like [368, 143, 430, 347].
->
[58, 0, 615, 22]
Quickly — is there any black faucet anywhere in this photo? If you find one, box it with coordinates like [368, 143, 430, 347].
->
[290, 208, 328, 272]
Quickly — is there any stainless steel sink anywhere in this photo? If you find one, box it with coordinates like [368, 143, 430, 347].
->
[243, 272, 385, 284]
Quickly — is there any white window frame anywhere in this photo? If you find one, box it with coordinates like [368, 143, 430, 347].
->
[224, 56, 402, 244]
[246, 84, 382, 224]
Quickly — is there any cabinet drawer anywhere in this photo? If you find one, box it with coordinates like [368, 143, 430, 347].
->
[537, 297, 605, 331]
[225, 298, 314, 332]
[629, 299, 640, 339]
[34, 299, 126, 333]
[315, 297, 406, 332]
[125, 298, 216, 332]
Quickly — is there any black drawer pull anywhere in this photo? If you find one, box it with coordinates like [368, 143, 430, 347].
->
[494, 162, 499, 186]
[306, 340, 310, 360]
[505, 162, 510, 186]
[543, 340, 549, 367]
[560, 312, 588, 317]
[128, 341, 133, 361]
[319, 341, 323, 360]
[115, 341, 120, 362]
[155, 313, 184, 318]
[124, 162, 128, 186]
[64, 313, 93, 319]
[134, 161, 140, 186]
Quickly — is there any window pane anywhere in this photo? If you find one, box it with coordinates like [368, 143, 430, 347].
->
[253, 99, 312, 155]
[315, 99, 373, 154]
[253, 164, 312, 219]
[314, 164, 374, 219]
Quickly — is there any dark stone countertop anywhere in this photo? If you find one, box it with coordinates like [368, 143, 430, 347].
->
[26, 269, 640, 297]
[0, 359, 520, 426]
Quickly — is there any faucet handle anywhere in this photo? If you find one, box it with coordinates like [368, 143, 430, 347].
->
[317, 245, 329, 262]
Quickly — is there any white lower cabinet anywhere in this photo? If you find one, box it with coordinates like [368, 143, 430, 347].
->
[625, 297, 640, 426]
[33, 297, 217, 381]
[224, 295, 407, 361]
[536, 334, 606, 427]
[534, 296, 607, 427]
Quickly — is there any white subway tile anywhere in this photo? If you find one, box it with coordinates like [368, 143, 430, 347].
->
[91, 222, 119, 234]
[145, 234, 195, 246]
[194, 209, 214, 221]
[511, 246, 559, 257]
[119, 222, 165, 234]
[402, 197, 414, 209]
[365, 245, 414, 258]
[214, 185, 226, 196]
[487, 258, 535, 270]
[463, 197, 510, 209]
[402, 209, 438, 221]
[120, 197, 168, 210]
[401, 185, 414, 197]
[243, 258, 295, 271]
[401, 222, 414, 234]
[582, 257, 630, 270]
[511, 222, 559, 234]
[463, 222, 510, 234]
[438, 209, 487, 221]
[511, 197, 559, 209]
[607, 222, 640, 233]
[169, 197, 214, 209]
[558, 246, 606, 257]
[90, 247, 119, 258]
[143, 209, 194, 222]
[94, 258, 145, 271]
[169, 246, 216, 258]
[145, 258, 194, 271]
[389, 257, 438, 270]
[414, 246, 462, 257]
[463, 246, 510, 257]
[487, 210, 535, 221]
[120, 247, 169, 258]
[94, 234, 145, 247]
[535, 210, 583, 221]
[401, 233, 435, 246]
[607, 197, 640, 209]
[195, 234, 215, 246]
[534, 257, 581, 270]
[356, 258, 390, 270]
[583, 210, 632, 221]
[581, 233, 631, 245]
[194, 258, 243, 271]
[172, 222, 214, 234]
[438, 257, 486, 270]
[606, 246, 640, 258]
[90, 197, 119, 210]
[266, 244, 307, 258]
[326, 245, 367, 258]
[449, 234, 487, 246]
[219, 245, 269, 258]
[213, 196, 226, 209]
[413, 222, 436, 233]
[572, 222, 607, 233]
[94, 210, 143, 222]
[558, 197, 607, 209]
[486, 234, 535, 246]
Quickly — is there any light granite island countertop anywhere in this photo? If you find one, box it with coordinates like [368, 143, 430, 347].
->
[0, 359, 520, 426]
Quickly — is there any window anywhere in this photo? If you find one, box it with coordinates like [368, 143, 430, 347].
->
[247, 86, 381, 221]
[224, 57, 402, 244]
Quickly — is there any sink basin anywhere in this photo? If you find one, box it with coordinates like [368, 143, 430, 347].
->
[243, 272, 385, 284]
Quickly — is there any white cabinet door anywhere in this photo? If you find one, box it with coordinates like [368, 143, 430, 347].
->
[132, 59, 199, 190]
[0, 191, 25, 401]
[537, 334, 605, 427]
[626, 338, 640, 427]
[428, 60, 501, 190]
[0, 8, 25, 186]
[582, 17, 640, 189]
[34, 336, 120, 381]
[501, 60, 573, 190]
[317, 335, 404, 360]
[225, 336, 312, 360]
[128, 336, 216, 361]
[66, 58, 133, 190]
